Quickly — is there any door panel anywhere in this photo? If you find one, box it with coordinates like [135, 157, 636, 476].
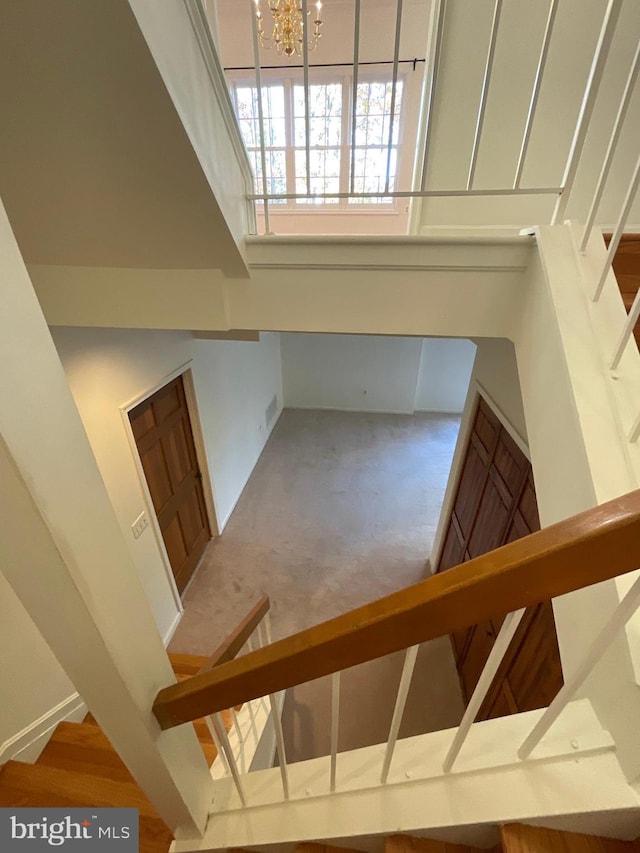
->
[436, 395, 563, 719]
[485, 681, 518, 719]
[453, 440, 490, 539]
[467, 469, 511, 557]
[141, 442, 173, 513]
[459, 621, 496, 702]
[129, 375, 211, 595]
[507, 602, 563, 711]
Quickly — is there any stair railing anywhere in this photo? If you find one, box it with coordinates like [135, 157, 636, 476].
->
[154, 490, 640, 805]
[573, 23, 640, 440]
[181, 594, 272, 805]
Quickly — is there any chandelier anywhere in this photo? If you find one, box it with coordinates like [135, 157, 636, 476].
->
[254, 0, 324, 58]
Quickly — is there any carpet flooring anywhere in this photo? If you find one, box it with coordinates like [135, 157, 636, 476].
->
[169, 408, 465, 761]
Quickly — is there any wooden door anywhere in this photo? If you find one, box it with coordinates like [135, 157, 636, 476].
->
[436, 396, 563, 719]
[129, 375, 211, 595]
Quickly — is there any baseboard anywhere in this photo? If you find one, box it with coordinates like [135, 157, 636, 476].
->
[414, 407, 464, 415]
[2, 610, 185, 767]
[0, 693, 87, 765]
[163, 610, 183, 647]
[284, 404, 415, 415]
[218, 406, 283, 532]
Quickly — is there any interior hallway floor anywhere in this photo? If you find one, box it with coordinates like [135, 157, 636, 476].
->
[169, 408, 465, 760]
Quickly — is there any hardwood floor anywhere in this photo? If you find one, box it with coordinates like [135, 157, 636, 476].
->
[0, 653, 225, 853]
[500, 824, 638, 852]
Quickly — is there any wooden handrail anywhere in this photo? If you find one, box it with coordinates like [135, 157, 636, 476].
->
[153, 490, 640, 730]
[196, 595, 270, 675]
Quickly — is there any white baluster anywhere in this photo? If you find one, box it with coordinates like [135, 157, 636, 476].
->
[513, 0, 558, 189]
[249, 0, 271, 233]
[443, 609, 525, 772]
[595, 150, 640, 308]
[552, 0, 622, 224]
[210, 713, 247, 806]
[381, 644, 419, 784]
[581, 39, 640, 253]
[260, 613, 289, 799]
[330, 671, 341, 792]
[349, 0, 361, 195]
[467, 0, 503, 190]
[384, 0, 404, 194]
[519, 574, 640, 759]
[230, 706, 246, 773]
[206, 715, 230, 776]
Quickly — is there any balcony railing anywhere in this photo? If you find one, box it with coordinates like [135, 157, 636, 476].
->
[195, 0, 638, 238]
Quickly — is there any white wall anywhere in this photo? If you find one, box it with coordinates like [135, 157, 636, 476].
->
[50, 327, 283, 633]
[472, 337, 528, 444]
[281, 333, 422, 413]
[1, 325, 282, 764]
[51, 327, 193, 642]
[282, 333, 474, 415]
[128, 0, 252, 271]
[513, 231, 640, 783]
[192, 333, 283, 528]
[414, 338, 477, 413]
[0, 574, 80, 763]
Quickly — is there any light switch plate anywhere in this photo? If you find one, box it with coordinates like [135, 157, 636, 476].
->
[131, 511, 149, 539]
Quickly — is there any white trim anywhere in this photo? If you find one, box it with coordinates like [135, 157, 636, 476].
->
[182, 370, 220, 537]
[217, 463, 252, 531]
[414, 407, 466, 415]
[171, 700, 633, 853]
[120, 361, 217, 608]
[428, 384, 479, 572]
[163, 610, 184, 647]
[257, 207, 402, 217]
[475, 380, 530, 460]
[408, 0, 444, 234]
[246, 232, 535, 245]
[282, 404, 416, 416]
[0, 693, 87, 765]
[246, 232, 532, 245]
[249, 262, 527, 273]
[183, 0, 256, 234]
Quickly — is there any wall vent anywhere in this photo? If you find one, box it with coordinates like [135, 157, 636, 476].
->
[266, 395, 278, 427]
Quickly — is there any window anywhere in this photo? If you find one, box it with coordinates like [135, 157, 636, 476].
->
[351, 81, 402, 203]
[235, 84, 287, 204]
[231, 74, 404, 209]
[294, 83, 342, 205]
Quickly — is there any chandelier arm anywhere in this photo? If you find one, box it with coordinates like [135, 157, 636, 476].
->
[254, 0, 323, 59]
